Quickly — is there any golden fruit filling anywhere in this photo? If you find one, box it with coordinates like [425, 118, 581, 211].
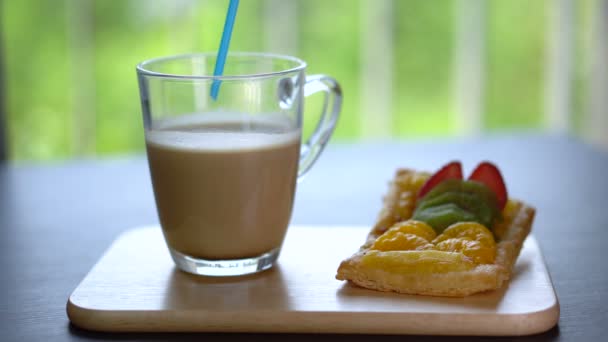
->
[367, 220, 497, 273]
[361, 250, 475, 274]
[370, 220, 437, 251]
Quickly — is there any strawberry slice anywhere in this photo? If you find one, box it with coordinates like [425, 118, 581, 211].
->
[468, 161, 508, 210]
[417, 161, 463, 199]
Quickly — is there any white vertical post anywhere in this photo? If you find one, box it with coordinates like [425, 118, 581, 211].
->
[453, 0, 486, 136]
[359, 0, 393, 138]
[263, 0, 298, 55]
[193, 60, 210, 113]
[165, 0, 197, 53]
[544, 0, 575, 133]
[66, 0, 95, 156]
[585, 0, 608, 149]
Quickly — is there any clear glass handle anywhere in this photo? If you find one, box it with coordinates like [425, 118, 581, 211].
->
[298, 74, 342, 180]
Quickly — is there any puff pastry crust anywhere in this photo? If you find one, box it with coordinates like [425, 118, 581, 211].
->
[336, 169, 535, 297]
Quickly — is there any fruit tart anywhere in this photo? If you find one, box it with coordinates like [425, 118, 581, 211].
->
[336, 161, 535, 297]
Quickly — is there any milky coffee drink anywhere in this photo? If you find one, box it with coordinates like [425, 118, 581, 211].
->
[145, 113, 301, 259]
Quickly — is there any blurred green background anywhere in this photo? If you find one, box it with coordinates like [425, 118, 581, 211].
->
[0, 0, 600, 161]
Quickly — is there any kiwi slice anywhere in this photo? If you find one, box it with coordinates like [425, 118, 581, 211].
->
[420, 180, 501, 217]
[413, 179, 502, 233]
[412, 203, 478, 233]
[416, 191, 495, 228]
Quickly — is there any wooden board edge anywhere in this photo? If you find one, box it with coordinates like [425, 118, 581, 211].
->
[65, 303, 560, 335]
[509, 300, 560, 336]
[67, 296, 111, 332]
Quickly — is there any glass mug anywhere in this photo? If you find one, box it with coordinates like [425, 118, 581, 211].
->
[136, 53, 341, 276]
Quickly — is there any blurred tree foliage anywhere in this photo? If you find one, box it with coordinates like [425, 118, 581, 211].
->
[0, 0, 594, 160]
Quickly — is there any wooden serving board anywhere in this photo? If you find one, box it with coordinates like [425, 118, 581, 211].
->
[67, 226, 559, 335]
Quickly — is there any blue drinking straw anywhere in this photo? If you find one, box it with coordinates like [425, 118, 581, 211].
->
[210, 0, 240, 100]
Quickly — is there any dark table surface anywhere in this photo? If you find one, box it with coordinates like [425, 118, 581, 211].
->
[2, 134, 607, 341]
